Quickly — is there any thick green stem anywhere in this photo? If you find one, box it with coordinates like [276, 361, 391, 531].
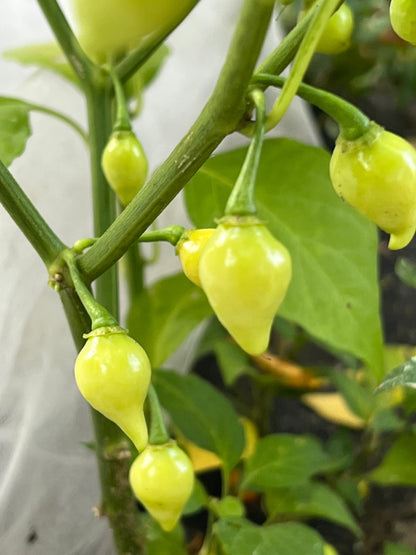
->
[264, 0, 341, 131]
[79, 0, 275, 282]
[85, 79, 145, 554]
[255, 0, 344, 78]
[0, 160, 65, 267]
[225, 89, 266, 216]
[36, 0, 95, 83]
[115, 0, 201, 83]
[252, 74, 371, 140]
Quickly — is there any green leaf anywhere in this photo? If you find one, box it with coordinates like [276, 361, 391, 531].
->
[368, 433, 416, 486]
[0, 97, 32, 166]
[143, 514, 187, 555]
[153, 371, 245, 473]
[241, 434, 330, 491]
[265, 482, 362, 538]
[376, 358, 416, 394]
[328, 370, 374, 420]
[127, 272, 212, 367]
[184, 138, 383, 376]
[215, 519, 325, 555]
[213, 340, 252, 385]
[395, 257, 416, 289]
[383, 541, 415, 555]
[3, 42, 79, 85]
[182, 478, 208, 516]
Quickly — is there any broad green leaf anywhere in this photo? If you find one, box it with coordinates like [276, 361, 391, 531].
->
[3, 42, 78, 85]
[241, 434, 330, 491]
[184, 139, 383, 376]
[328, 370, 374, 420]
[213, 340, 252, 385]
[143, 514, 187, 555]
[368, 433, 416, 486]
[384, 541, 415, 555]
[127, 273, 212, 367]
[182, 478, 208, 516]
[0, 97, 32, 166]
[376, 358, 416, 394]
[265, 482, 362, 537]
[153, 371, 245, 473]
[215, 519, 325, 555]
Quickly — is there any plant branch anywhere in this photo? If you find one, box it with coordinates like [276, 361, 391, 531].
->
[115, 0, 200, 82]
[79, 0, 276, 282]
[36, 0, 95, 83]
[0, 160, 65, 267]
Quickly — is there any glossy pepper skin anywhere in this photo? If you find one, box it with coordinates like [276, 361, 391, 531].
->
[75, 329, 151, 451]
[390, 0, 416, 45]
[101, 131, 148, 207]
[300, 3, 354, 55]
[199, 218, 292, 356]
[177, 228, 215, 287]
[129, 442, 194, 531]
[72, 0, 198, 63]
[330, 123, 416, 250]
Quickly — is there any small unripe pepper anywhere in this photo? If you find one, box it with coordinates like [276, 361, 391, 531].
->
[390, 0, 416, 45]
[177, 228, 215, 287]
[129, 442, 194, 531]
[75, 327, 151, 451]
[330, 123, 416, 249]
[101, 130, 148, 206]
[199, 217, 292, 356]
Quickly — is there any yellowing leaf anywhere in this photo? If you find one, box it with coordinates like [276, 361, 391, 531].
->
[302, 392, 365, 429]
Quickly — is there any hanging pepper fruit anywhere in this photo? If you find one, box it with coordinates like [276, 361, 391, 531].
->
[129, 441, 194, 531]
[199, 217, 292, 356]
[299, 2, 354, 55]
[75, 327, 151, 452]
[390, 0, 416, 45]
[102, 130, 148, 206]
[330, 122, 416, 250]
[72, 0, 199, 63]
[176, 228, 215, 287]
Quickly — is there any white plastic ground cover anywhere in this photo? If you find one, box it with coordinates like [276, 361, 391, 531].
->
[0, 2, 319, 553]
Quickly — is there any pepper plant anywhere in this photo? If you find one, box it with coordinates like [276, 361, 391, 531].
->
[2, 1, 416, 554]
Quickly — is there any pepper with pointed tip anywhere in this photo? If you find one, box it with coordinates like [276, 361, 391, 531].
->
[129, 442, 194, 531]
[330, 123, 416, 250]
[199, 218, 292, 356]
[74, 328, 151, 451]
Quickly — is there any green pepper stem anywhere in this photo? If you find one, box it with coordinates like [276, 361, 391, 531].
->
[263, 0, 341, 132]
[138, 225, 185, 246]
[147, 385, 170, 445]
[109, 67, 132, 132]
[63, 250, 118, 330]
[252, 73, 371, 140]
[225, 89, 266, 217]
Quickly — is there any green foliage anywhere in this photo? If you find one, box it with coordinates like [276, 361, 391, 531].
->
[240, 434, 330, 491]
[3, 42, 79, 84]
[127, 272, 212, 367]
[214, 519, 325, 555]
[376, 358, 416, 394]
[185, 138, 383, 375]
[368, 433, 416, 486]
[0, 97, 32, 166]
[153, 371, 245, 473]
[143, 515, 187, 555]
[265, 482, 362, 537]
